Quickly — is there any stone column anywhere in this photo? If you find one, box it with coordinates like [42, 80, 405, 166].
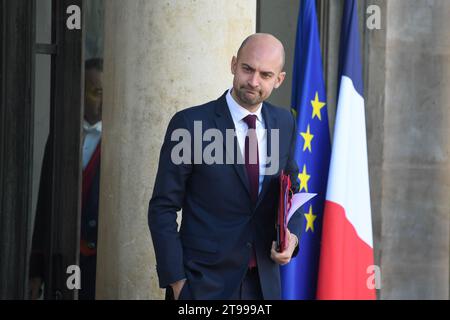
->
[381, 0, 450, 299]
[318, 0, 449, 299]
[96, 0, 256, 299]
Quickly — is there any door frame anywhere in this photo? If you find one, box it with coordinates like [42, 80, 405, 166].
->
[0, 0, 35, 300]
[0, 0, 84, 299]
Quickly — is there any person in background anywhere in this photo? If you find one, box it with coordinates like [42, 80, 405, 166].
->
[29, 58, 103, 300]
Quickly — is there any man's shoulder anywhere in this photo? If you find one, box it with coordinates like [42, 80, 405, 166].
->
[263, 101, 295, 124]
[165, 96, 222, 132]
[178, 100, 217, 118]
[172, 96, 222, 122]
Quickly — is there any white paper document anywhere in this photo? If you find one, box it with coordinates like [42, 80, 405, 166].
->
[286, 193, 317, 223]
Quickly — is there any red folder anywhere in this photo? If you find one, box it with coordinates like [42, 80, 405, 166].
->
[276, 170, 293, 252]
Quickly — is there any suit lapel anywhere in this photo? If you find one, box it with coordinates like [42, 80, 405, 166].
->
[214, 93, 251, 198]
[256, 103, 278, 208]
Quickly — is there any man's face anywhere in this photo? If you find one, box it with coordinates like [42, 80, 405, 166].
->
[231, 39, 285, 110]
[84, 68, 103, 124]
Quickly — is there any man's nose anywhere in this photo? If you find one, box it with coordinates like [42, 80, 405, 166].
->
[248, 73, 260, 88]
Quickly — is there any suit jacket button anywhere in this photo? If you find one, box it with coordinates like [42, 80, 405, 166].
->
[87, 242, 96, 249]
[246, 242, 252, 248]
[89, 220, 97, 227]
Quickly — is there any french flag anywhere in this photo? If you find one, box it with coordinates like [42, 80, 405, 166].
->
[316, 0, 376, 300]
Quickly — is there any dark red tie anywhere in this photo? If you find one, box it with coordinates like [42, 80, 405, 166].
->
[243, 115, 259, 203]
[243, 114, 259, 268]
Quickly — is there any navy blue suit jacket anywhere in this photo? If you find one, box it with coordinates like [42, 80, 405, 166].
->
[148, 92, 301, 300]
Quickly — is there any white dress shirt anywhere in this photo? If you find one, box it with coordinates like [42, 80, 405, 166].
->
[226, 89, 267, 194]
[82, 120, 102, 170]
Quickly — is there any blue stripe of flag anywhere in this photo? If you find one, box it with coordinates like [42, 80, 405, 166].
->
[280, 0, 331, 300]
[338, 0, 364, 96]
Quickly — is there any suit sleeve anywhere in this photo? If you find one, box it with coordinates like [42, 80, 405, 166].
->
[148, 111, 193, 288]
[285, 112, 302, 257]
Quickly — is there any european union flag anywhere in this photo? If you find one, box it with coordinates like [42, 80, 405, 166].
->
[280, 0, 331, 300]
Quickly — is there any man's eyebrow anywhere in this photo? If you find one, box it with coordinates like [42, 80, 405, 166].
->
[242, 63, 275, 76]
[241, 63, 255, 71]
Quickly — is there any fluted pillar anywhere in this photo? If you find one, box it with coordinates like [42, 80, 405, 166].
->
[380, 0, 450, 299]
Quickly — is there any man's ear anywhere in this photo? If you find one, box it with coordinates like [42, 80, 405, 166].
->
[231, 56, 237, 75]
[274, 71, 286, 89]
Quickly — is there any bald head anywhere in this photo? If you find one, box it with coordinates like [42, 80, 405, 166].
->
[236, 33, 286, 71]
[230, 33, 287, 112]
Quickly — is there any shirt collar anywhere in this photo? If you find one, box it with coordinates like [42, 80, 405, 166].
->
[226, 89, 263, 124]
[83, 120, 102, 133]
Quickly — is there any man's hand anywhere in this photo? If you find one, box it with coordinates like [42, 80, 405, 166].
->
[170, 279, 186, 300]
[29, 277, 43, 300]
[270, 229, 298, 265]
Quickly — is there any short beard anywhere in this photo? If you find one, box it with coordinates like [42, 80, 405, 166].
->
[235, 87, 262, 106]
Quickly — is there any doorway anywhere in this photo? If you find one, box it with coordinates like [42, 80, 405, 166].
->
[0, 0, 84, 300]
